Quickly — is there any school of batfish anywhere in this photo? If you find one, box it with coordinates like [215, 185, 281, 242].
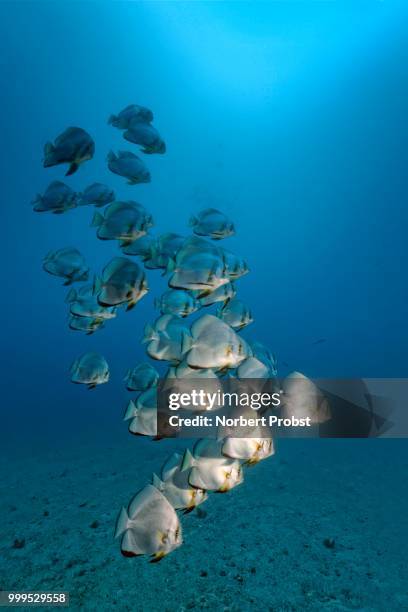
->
[34, 103, 327, 562]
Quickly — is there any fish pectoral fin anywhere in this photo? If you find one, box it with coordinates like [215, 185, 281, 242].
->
[87, 383, 97, 390]
[149, 551, 166, 563]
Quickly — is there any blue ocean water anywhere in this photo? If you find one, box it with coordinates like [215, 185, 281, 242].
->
[1, 2, 408, 609]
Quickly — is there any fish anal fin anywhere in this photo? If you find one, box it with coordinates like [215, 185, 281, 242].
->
[121, 549, 138, 558]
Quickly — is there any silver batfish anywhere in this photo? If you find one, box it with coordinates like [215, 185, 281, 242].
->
[115, 484, 182, 562]
[43, 247, 89, 285]
[124, 123, 166, 155]
[108, 104, 153, 129]
[181, 439, 243, 493]
[78, 183, 115, 208]
[32, 181, 77, 214]
[94, 257, 148, 310]
[124, 363, 159, 392]
[152, 452, 207, 513]
[43, 127, 94, 176]
[189, 208, 235, 240]
[70, 352, 109, 388]
[107, 150, 151, 185]
[91, 201, 153, 244]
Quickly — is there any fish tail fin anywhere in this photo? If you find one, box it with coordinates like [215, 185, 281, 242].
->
[43, 142, 55, 166]
[43, 250, 54, 262]
[152, 473, 164, 491]
[44, 141, 54, 155]
[180, 448, 196, 472]
[114, 507, 130, 538]
[93, 275, 102, 295]
[271, 353, 278, 375]
[153, 297, 161, 309]
[181, 331, 193, 355]
[188, 215, 197, 227]
[65, 288, 77, 304]
[142, 323, 157, 343]
[146, 242, 156, 260]
[107, 114, 116, 125]
[66, 162, 79, 176]
[91, 211, 104, 227]
[107, 150, 116, 162]
[165, 258, 176, 275]
[70, 358, 79, 375]
[124, 399, 138, 421]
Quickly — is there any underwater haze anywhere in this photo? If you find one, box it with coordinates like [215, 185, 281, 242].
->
[1, 1, 408, 610]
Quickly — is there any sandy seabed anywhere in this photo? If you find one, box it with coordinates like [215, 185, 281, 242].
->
[1, 433, 407, 612]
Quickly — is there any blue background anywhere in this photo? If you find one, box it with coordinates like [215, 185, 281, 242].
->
[1, 1, 407, 449]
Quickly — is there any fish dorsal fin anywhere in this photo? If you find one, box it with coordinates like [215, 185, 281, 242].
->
[202, 207, 222, 216]
[161, 452, 182, 480]
[127, 484, 163, 519]
[191, 314, 222, 339]
[180, 448, 196, 472]
[65, 288, 77, 304]
[181, 331, 193, 355]
[118, 150, 137, 159]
